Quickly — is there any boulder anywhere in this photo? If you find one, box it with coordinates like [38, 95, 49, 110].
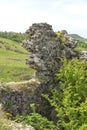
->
[0, 79, 40, 116]
[79, 50, 87, 60]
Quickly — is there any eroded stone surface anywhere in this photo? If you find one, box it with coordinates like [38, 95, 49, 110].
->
[23, 23, 77, 80]
[10, 122, 35, 130]
[0, 23, 78, 122]
[0, 79, 40, 116]
[79, 50, 87, 60]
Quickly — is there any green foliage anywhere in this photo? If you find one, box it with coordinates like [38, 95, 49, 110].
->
[55, 31, 68, 43]
[30, 103, 36, 113]
[0, 37, 28, 54]
[15, 113, 58, 130]
[0, 58, 34, 82]
[76, 40, 87, 50]
[43, 59, 87, 130]
[60, 37, 67, 43]
[70, 34, 87, 50]
[0, 31, 26, 43]
[79, 124, 87, 130]
[0, 37, 34, 82]
[0, 105, 12, 130]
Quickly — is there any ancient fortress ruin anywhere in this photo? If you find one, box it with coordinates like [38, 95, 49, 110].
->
[0, 23, 86, 119]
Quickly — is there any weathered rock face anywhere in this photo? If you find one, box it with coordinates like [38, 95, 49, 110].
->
[79, 50, 87, 60]
[23, 23, 77, 80]
[0, 23, 78, 122]
[0, 79, 40, 116]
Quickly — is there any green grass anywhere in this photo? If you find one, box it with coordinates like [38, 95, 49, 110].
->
[76, 42, 87, 50]
[0, 119, 12, 130]
[70, 34, 87, 42]
[69, 34, 87, 51]
[0, 37, 28, 54]
[0, 37, 34, 82]
[0, 104, 12, 130]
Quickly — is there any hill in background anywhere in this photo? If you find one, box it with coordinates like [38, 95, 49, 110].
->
[70, 34, 87, 50]
[0, 36, 34, 82]
[70, 34, 87, 42]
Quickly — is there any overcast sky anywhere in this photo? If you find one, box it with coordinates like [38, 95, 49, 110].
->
[0, 0, 87, 38]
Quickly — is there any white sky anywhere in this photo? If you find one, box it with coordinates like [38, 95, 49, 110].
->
[0, 0, 87, 38]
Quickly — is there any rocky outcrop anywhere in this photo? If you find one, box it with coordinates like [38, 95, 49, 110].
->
[0, 103, 35, 130]
[0, 79, 40, 116]
[22, 23, 78, 120]
[10, 122, 35, 130]
[0, 23, 78, 122]
[79, 50, 87, 60]
[23, 23, 77, 80]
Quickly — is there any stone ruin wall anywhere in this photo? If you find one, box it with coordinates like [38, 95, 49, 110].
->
[23, 23, 77, 80]
[0, 79, 40, 116]
[0, 23, 82, 119]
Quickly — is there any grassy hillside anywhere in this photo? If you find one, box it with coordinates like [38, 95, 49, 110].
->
[70, 34, 87, 42]
[76, 42, 87, 50]
[0, 37, 34, 82]
[70, 34, 87, 50]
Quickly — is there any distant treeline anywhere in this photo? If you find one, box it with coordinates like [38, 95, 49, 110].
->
[0, 31, 26, 43]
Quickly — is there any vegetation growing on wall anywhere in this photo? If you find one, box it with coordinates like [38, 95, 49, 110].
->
[0, 27, 87, 129]
[55, 31, 68, 43]
[43, 58, 87, 130]
[14, 58, 87, 130]
[15, 113, 58, 130]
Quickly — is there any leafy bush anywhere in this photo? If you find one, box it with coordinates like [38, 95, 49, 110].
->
[79, 124, 87, 130]
[43, 59, 87, 130]
[15, 113, 58, 130]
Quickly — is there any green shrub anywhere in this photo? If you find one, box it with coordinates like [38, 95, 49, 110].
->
[55, 31, 68, 43]
[14, 58, 87, 130]
[79, 124, 87, 130]
[43, 58, 87, 130]
[15, 113, 58, 130]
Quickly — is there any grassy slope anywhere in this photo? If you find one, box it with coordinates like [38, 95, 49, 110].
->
[70, 34, 87, 42]
[0, 37, 34, 82]
[76, 43, 87, 50]
[70, 34, 87, 50]
[0, 34, 87, 83]
[0, 37, 34, 130]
